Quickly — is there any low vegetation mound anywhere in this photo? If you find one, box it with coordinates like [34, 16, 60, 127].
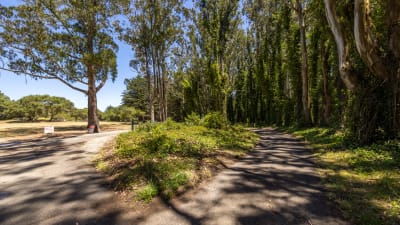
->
[96, 119, 258, 202]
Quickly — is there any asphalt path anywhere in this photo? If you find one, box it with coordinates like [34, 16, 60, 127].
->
[0, 128, 350, 225]
[0, 130, 136, 225]
[132, 128, 350, 225]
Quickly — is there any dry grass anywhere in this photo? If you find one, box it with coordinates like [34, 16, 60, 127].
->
[0, 120, 130, 140]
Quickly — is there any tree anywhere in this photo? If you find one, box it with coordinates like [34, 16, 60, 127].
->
[324, 0, 400, 143]
[16, 95, 47, 121]
[192, 0, 240, 118]
[0, 0, 127, 132]
[286, 0, 312, 125]
[0, 91, 14, 120]
[121, 75, 148, 113]
[117, 0, 182, 122]
[103, 105, 144, 122]
[43, 96, 74, 121]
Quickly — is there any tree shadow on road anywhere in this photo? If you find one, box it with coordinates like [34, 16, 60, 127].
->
[138, 128, 349, 225]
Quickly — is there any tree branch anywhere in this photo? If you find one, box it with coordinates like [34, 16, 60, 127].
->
[354, 0, 390, 79]
[323, 0, 358, 90]
[0, 67, 87, 94]
[96, 75, 108, 92]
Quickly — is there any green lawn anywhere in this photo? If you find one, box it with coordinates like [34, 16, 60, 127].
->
[281, 127, 400, 225]
[95, 120, 258, 202]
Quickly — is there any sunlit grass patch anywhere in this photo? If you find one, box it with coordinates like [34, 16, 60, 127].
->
[97, 120, 258, 202]
[282, 126, 400, 225]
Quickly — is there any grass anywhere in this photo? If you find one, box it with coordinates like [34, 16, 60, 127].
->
[95, 120, 258, 202]
[0, 120, 130, 139]
[281, 127, 400, 225]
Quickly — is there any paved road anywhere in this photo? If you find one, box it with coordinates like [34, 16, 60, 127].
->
[132, 128, 350, 225]
[0, 128, 350, 225]
[0, 130, 136, 225]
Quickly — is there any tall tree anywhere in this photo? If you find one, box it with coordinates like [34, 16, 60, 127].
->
[186, 0, 240, 118]
[324, 0, 400, 143]
[0, 0, 126, 132]
[118, 0, 182, 122]
[287, 0, 312, 125]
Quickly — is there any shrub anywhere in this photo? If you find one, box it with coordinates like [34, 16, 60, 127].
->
[202, 112, 228, 129]
[184, 112, 201, 126]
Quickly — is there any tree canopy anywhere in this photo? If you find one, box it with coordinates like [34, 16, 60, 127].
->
[1, 0, 399, 143]
[0, 0, 127, 132]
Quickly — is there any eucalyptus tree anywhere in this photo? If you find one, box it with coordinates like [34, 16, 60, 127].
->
[0, 0, 126, 132]
[191, 0, 241, 118]
[324, 0, 400, 143]
[284, 0, 312, 125]
[118, 0, 182, 122]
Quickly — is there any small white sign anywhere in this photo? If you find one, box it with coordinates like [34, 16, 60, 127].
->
[44, 126, 55, 134]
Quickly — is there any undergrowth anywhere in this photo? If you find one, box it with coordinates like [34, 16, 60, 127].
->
[96, 119, 258, 203]
[281, 127, 400, 225]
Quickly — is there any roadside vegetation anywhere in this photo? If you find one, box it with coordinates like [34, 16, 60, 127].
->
[281, 127, 400, 225]
[95, 114, 258, 202]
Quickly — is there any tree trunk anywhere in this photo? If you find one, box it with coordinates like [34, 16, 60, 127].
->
[321, 41, 332, 125]
[87, 71, 100, 133]
[297, 0, 311, 125]
[323, 0, 359, 90]
[145, 51, 155, 122]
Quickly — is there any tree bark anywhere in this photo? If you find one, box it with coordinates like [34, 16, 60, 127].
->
[387, 0, 400, 58]
[296, 0, 311, 125]
[87, 69, 100, 133]
[354, 0, 390, 79]
[145, 50, 155, 122]
[323, 0, 359, 91]
[321, 41, 332, 125]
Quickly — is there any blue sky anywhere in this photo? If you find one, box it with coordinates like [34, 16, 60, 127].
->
[0, 0, 136, 111]
[0, 42, 135, 111]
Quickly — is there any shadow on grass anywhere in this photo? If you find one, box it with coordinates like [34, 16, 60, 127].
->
[281, 126, 400, 225]
[133, 128, 349, 225]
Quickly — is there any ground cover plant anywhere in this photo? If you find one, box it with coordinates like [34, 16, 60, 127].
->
[282, 127, 400, 225]
[95, 117, 258, 202]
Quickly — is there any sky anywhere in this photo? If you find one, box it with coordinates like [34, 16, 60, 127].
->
[0, 0, 137, 111]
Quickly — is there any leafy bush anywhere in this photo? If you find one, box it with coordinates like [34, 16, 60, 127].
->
[202, 112, 228, 129]
[184, 112, 201, 126]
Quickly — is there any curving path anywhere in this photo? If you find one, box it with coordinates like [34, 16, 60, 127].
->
[132, 128, 350, 225]
[0, 128, 350, 225]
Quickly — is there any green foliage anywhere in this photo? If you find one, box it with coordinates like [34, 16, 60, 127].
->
[121, 75, 148, 112]
[13, 95, 74, 121]
[0, 0, 128, 129]
[98, 121, 258, 201]
[102, 105, 144, 122]
[0, 91, 14, 120]
[136, 183, 158, 203]
[202, 112, 228, 129]
[184, 112, 201, 126]
[284, 127, 400, 225]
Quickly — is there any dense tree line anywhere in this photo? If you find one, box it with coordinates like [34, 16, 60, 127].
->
[0, 92, 143, 122]
[1, 0, 399, 143]
[0, 92, 83, 121]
